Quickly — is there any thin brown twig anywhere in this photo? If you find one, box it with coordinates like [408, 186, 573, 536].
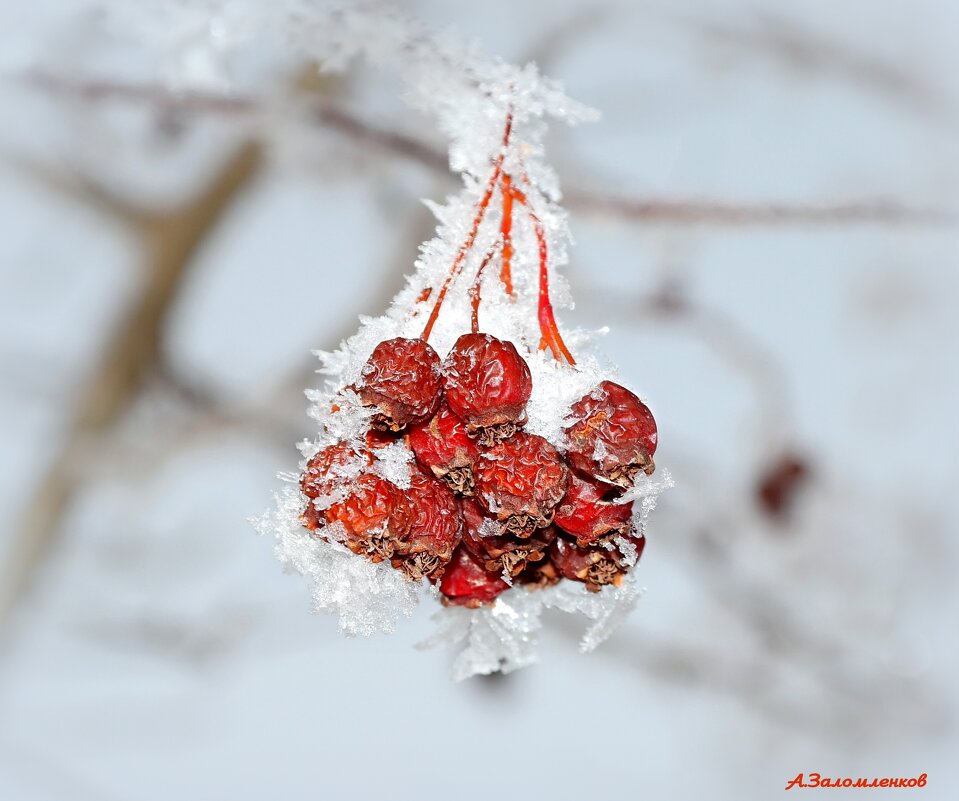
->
[20, 71, 953, 227]
[0, 143, 262, 643]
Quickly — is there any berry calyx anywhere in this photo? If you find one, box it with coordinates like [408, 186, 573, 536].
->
[321, 474, 413, 562]
[358, 337, 443, 432]
[438, 544, 510, 608]
[550, 533, 646, 593]
[443, 333, 532, 445]
[553, 473, 633, 547]
[473, 431, 570, 537]
[392, 472, 462, 581]
[565, 380, 658, 487]
[460, 498, 556, 577]
[408, 404, 480, 496]
[515, 556, 560, 589]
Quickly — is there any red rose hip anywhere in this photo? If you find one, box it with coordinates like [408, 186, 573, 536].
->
[358, 337, 443, 432]
[554, 473, 634, 547]
[300, 441, 370, 530]
[321, 474, 413, 562]
[408, 404, 480, 496]
[391, 472, 462, 580]
[473, 431, 569, 537]
[439, 544, 510, 608]
[565, 380, 657, 487]
[550, 533, 646, 592]
[460, 498, 557, 577]
[443, 333, 532, 445]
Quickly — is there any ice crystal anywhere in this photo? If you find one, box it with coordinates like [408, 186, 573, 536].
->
[108, 2, 675, 675]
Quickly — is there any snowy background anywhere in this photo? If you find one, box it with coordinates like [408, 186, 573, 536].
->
[1, 1, 957, 799]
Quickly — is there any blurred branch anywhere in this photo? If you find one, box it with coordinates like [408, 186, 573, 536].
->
[22, 71, 954, 227]
[666, 8, 950, 121]
[0, 142, 262, 643]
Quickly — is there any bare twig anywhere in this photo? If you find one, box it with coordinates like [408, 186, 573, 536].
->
[0, 143, 262, 643]
[20, 71, 953, 227]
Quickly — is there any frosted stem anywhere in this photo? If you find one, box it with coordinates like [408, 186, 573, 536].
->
[421, 110, 513, 342]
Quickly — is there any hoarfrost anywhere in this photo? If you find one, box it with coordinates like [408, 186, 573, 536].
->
[149, 3, 678, 672]
[418, 576, 645, 680]
[370, 442, 413, 490]
[253, 488, 418, 636]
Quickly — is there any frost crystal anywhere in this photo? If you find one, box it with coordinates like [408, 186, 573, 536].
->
[189, 4, 673, 676]
[254, 488, 418, 636]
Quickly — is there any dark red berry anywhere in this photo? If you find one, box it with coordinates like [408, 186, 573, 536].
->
[756, 454, 810, 520]
[460, 498, 556, 577]
[408, 404, 480, 496]
[321, 474, 413, 562]
[565, 380, 657, 487]
[443, 333, 533, 445]
[358, 337, 443, 432]
[473, 432, 570, 537]
[439, 544, 510, 608]
[549, 533, 646, 593]
[300, 442, 370, 530]
[554, 473, 633, 547]
[391, 472, 462, 580]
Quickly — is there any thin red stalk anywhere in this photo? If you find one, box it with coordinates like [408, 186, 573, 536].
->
[421, 110, 513, 342]
[469, 239, 502, 334]
[499, 174, 515, 296]
[511, 181, 576, 365]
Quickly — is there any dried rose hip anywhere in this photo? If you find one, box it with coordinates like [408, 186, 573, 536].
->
[321, 474, 413, 562]
[300, 441, 370, 530]
[460, 498, 556, 577]
[549, 532, 646, 593]
[442, 333, 533, 445]
[439, 544, 510, 608]
[358, 337, 443, 432]
[554, 473, 633, 547]
[408, 404, 480, 496]
[474, 432, 570, 537]
[565, 380, 657, 487]
[391, 472, 462, 580]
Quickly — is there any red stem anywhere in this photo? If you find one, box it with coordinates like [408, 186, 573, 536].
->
[421, 110, 513, 342]
[469, 239, 502, 334]
[499, 174, 515, 296]
[510, 181, 576, 365]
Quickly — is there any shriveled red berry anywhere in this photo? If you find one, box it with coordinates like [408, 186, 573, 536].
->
[554, 473, 633, 547]
[300, 441, 370, 530]
[391, 472, 462, 581]
[442, 333, 533, 445]
[474, 432, 569, 537]
[549, 533, 646, 593]
[460, 499, 556, 577]
[408, 404, 480, 496]
[358, 337, 443, 432]
[321, 474, 413, 562]
[439, 544, 510, 608]
[565, 380, 657, 487]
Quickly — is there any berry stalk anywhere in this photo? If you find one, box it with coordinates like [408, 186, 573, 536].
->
[499, 173, 515, 296]
[421, 110, 513, 342]
[469, 239, 502, 334]
[510, 180, 576, 365]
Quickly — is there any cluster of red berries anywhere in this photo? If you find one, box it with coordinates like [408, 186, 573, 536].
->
[300, 333, 658, 607]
